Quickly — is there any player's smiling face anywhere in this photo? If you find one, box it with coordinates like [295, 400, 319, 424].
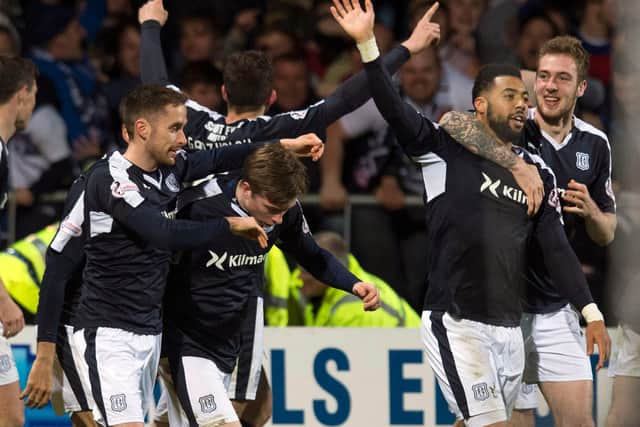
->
[535, 53, 586, 122]
[148, 104, 187, 166]
[483, 76, 528, 143]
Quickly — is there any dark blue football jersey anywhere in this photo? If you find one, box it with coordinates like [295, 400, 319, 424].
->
[364, 57, 594, 326]
[163, 173, 359, 372]
[521, 110, 615, 313]
[74, 144, 262, 334]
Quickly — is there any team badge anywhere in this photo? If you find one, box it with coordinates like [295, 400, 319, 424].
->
[472, 383, 490, 401]
[166, 173, 180, 192]
[521, 383, 535, 395]
[199, 394, 217, 413]
[110, 394, 127, 412]
[0, 355, 11, 373]
[576, 152, 590, 171]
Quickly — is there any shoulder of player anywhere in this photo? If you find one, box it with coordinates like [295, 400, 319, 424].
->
[572, 117, 611, 148]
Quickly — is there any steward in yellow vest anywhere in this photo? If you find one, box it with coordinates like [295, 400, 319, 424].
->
[291, 231, 420, 327]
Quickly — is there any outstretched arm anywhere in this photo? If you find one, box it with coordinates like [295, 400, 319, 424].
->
[321, 2, 441, 124]
[139, 0, 170, 85]
[332, 0, 442, 157]
[439, 110, 545, 216]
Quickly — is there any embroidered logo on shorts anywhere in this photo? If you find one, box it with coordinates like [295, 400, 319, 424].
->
[110, 394, 127, 412]
[521, 383, 535, 394]
[0, 355, 11, 373]
[472, 383, 490, 401]
[199, 394, 217, 413]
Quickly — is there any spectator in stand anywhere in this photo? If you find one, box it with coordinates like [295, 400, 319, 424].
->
[25, 0, 113, 167]
[576, 0, 615, 87]
[101, 18, 142, 145]
[0, 13, 20, 57]
[253, 23, 299, 60]
[178, 10, 223, 68]
[439, 0, 486, 79]
[516, 12, 560, 71]
[178, 61, 224, 112]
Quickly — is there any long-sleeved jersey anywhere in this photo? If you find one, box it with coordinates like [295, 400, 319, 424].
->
[163, 173, 360, 372]
[73, 144, 265, 335]
[364, 57, 594, 326]
[140, 20, 411, 151]
[36, 172, 88, 342]
[521, 113, 616, 313]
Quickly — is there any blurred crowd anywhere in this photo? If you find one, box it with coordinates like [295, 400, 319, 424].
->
[0, 0, 637, 321]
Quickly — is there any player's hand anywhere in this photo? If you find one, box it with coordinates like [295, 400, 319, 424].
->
[329, 0, 375, 44]
[375, 175, 405, 211]
[509, 157, 544, 216]
[280, 133, 324, 161]
[585, 320, 611, 371]
[20, 354, 55, 408]
[562, 179, 599, 219]
[401, 2, 441, 54]
[138, 0, 168, 26]
[352, 282, 380, 311]
[227, 217, 269, 249]
[319, 181, 348, 210]
[0, 296, 25, 338]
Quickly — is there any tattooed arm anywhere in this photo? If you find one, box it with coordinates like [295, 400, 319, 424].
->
[440, 111, 545, 216]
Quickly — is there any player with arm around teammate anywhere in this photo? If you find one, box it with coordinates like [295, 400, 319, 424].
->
[439, 36, 615, 427]
[331, 1, 609, 425]
[157, 143, 379, 427]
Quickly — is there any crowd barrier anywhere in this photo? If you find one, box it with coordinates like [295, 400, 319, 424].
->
[12, 326, 615, 426]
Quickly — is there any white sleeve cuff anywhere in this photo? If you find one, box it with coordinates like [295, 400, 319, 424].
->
[357, 37, 380, 63]
[581, 303, 604, 323]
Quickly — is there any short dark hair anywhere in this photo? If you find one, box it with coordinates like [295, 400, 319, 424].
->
[0, 56, 37, 103]
[241, 143, 307, 209]
[472, 64, 522, 101]
[119, 84, 187, 138]
[179, 61, 223, 90]
[223, 50, 273, 113]
[538, 36, 590, 82]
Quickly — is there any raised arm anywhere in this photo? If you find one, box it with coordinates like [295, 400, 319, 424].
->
[139, 0, 170, 85]
[332, 0, 442, 157]
[439, 110, 545, 216]
[321, 3, 442, 123]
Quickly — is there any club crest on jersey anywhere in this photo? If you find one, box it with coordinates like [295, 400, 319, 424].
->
[199, 394, 217, 413]
[0, 355, 11, 373]
[110, 394, 127, 412]
[288, 109, 308, 120]
[576, 152, 590, 171]
[472, 383, 490, 401]
[166, 173, 180, 192]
